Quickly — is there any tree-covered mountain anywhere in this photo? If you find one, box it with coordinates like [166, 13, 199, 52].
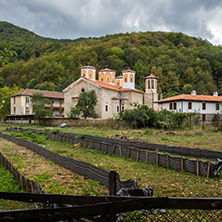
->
[1, 21, 222, 98]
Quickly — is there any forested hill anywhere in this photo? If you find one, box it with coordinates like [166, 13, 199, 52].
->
[1, 21, 222, 98]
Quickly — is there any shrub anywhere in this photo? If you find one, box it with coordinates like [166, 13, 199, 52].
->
[119, 104, 189, 130]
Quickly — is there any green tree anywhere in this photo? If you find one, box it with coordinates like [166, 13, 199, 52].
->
[68, 90, 99, 119]
[31, 93, 52, 121]
[0, 43, 17, 68]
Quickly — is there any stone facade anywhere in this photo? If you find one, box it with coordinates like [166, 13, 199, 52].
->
[62, 66, 159, 119]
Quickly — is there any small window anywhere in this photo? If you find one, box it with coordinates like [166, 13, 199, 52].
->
[101, 78, 104, 81]
[169, 103, 172, 110]
[188, 102, 192, 109]
[25, 107, 30, 114]
[14, 97, 16, 104]
[117, 82, 119, 85]
[26, 96, 30, 104]
[107, 78, 109, 83]
[14, 107, 16, 114]
[117, 106, 120, 113]
[173, 102, 177, 110]
[125, 78, 127, 82]
[81, 88, 85, 93]
[202, 102, 206, 110]
[89, 74, 92, 79]
[121, 104, 125, 111]
[216, 103, 220, 111]
[83, 74, 86, 77]
[130, 78, 133, 83]
[105, 104, 108, 112]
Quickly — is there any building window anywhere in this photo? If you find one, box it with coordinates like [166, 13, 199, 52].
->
[81, 88, 85, 93]
[173, 102, 177, 110]
[121, 104, 125, 111]
[202, 102, 206, 110]
[188, 102, 192, 109]
[25, 107, 30, 114]
[101, 78, 103, 81]
[107, 78, 109, 83]
[105, 104, 108, 112]
[117, 106, 120, 113]
[169, 103, 172, 110]
[14, 107, 16, 114]
[130, 78, 133, 83]
[216, 103, 220, 111]
[14, 97, 16, 104]
[26, 96, 30, 104]
[89, 74, 92, 79]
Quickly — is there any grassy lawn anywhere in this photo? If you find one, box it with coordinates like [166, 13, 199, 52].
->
[1, 123, 222, 151]
[0, 164, 33, 210]
[1, 128, 221, 199]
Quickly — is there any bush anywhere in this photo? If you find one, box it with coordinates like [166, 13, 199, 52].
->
[119, 104, 189, 130]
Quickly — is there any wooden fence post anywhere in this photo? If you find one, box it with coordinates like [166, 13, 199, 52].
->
[146, 150, 149, 163]
[167, 154, 170, 169]
[109, 171, 117, 221]
[137, 150, 140, 161]
[207, 162, 211, 178]
[181, 157, 184, 171]
[113, 145, 115, 155]
[119, 146, 122, 157]
[128, 147, 130, 158]
[196, 159, 199, 176]
[156, 153, 159, 166]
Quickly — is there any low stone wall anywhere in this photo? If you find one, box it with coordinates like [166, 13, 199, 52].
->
[39, 118, 128, 127]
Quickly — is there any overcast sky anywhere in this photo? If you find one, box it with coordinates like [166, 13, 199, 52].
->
[1, 0, 222, 45]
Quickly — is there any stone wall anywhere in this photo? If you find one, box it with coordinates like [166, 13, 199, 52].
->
[39, 117, 128, 127]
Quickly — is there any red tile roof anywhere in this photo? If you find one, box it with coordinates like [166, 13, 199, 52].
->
[80, 65, 96, 69]
[98, 68, 116, 73]
[144, 74, 159, 79]
[86, 78, 143, 93]
[10, 89, 64, 99]
[122, 69, 136, 73]
[157, 94, 222, 103]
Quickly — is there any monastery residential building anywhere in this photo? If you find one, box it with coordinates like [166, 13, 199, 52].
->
[63, 66, 159, 119]
[156, 90, 222, 120]
[9, 89, 64, 118]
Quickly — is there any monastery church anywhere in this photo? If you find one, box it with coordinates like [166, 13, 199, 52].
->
[63, 66, 158, 119]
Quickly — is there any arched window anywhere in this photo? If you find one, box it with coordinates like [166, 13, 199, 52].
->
[105, 73, 111, 83]
[100, 73, 104, 81]
[89, 70, 93, 79]
[81, 88, 85, 93]
[130, 74, 134, 83]
[124, 74, 128, 83]
[82, 70, 86, 77]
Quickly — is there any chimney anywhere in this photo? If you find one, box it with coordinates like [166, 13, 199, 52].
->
[191, 90, 196, 95]
[213, 92, 218, 96]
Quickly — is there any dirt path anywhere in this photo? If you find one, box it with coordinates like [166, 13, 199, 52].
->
[0, 138, 108, 195]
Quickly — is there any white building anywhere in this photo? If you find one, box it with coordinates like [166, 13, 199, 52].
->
[156, 91, 222, 119]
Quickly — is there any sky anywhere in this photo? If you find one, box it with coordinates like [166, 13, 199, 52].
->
[1, 0, 222, 45]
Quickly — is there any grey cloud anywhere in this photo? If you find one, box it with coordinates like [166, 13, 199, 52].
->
[0, 0, 222, 44]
